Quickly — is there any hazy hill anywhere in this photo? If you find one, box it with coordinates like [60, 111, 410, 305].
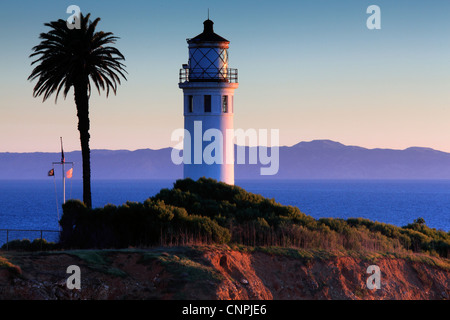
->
[1, 140, 450, 180]
[266, 140, 450, 180]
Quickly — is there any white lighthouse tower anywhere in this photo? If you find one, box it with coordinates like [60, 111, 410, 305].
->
[179, 19, 238, 185]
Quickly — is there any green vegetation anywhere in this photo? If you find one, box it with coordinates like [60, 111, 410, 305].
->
[1, 239, 58, 252]
[237, 246, 340, 262]
[0, 255, 22, 275]
[140, 248, 224, 283]
[139, 247, 225, 298]
[58, 178, 449, 259]
[63, 250, 127, 277]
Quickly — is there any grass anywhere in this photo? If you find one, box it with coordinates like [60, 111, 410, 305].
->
[254, 246, 341, 261]
[233, 244, 347, 262]
[230, 244, 450, 271]
[402, 252, 450, 271]
[48, 246, 225, 283]
[140, 247, 224, 283]
[0, 255, 22, 275]
[61, 250, 128, 278]
[137, 247, 224, 299]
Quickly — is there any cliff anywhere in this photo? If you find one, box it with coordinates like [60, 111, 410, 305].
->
[1, 246, 448, 300]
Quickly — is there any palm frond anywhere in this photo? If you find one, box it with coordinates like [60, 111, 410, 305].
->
[28, 13, 127, 103]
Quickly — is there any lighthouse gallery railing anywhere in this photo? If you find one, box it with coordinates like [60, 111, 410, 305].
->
[179, 68, 238, 83]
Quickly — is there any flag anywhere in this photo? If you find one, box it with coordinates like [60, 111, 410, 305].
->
[66, 168, 73, 179]
[48, 169, 54, 176]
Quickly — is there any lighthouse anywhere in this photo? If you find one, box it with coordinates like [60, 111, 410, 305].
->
[179, 19, 238, 185]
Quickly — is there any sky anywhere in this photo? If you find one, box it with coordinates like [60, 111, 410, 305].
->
[0, 0, 449, 152]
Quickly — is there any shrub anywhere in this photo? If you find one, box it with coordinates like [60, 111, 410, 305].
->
[1, 238, 57, 251]
[57, 178, 450, 258]
[60, 195, 230, 248]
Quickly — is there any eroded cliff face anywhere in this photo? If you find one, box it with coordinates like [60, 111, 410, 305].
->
[204, 249, 449, 300]
[0, 247, 448, 300]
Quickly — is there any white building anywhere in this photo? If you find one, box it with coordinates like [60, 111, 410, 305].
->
[179, 19, 239, 185]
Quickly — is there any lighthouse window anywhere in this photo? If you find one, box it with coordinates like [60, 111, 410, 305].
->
[204, 95, 211, 112]
[188, 95, 193, 113]
[222, 96, 228, 113]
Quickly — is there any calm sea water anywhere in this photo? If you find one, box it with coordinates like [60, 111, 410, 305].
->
[0, 179, 449, 244]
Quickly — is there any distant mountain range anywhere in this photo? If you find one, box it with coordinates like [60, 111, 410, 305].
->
[1, 140, 450, 180]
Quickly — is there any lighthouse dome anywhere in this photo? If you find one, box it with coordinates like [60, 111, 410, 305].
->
[186, 20, 231, 82]
[188, 19, 229, 43]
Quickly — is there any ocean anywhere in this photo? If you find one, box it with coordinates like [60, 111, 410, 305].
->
[0, 179, 449, 245]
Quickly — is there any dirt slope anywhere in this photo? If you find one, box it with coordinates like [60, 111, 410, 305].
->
[0, 246, 448, 300]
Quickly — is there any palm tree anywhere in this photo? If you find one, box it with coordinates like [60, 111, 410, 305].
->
[28, 13, 127, 208]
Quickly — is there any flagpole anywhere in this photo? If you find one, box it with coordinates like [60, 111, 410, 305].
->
[61, 137, 65, 204]
[50, 139, 73, 229]
[63, 163, 65, 204]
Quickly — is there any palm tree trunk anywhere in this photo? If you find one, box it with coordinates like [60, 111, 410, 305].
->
[74, 80, 92, 208]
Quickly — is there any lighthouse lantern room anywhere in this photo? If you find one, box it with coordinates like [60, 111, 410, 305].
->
[179, 19, 239, 185]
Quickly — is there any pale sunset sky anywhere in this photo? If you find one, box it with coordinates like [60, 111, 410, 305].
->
[0, 0, 449, 152]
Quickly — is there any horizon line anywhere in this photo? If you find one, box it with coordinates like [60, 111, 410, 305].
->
[0, 139, 448, 154]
